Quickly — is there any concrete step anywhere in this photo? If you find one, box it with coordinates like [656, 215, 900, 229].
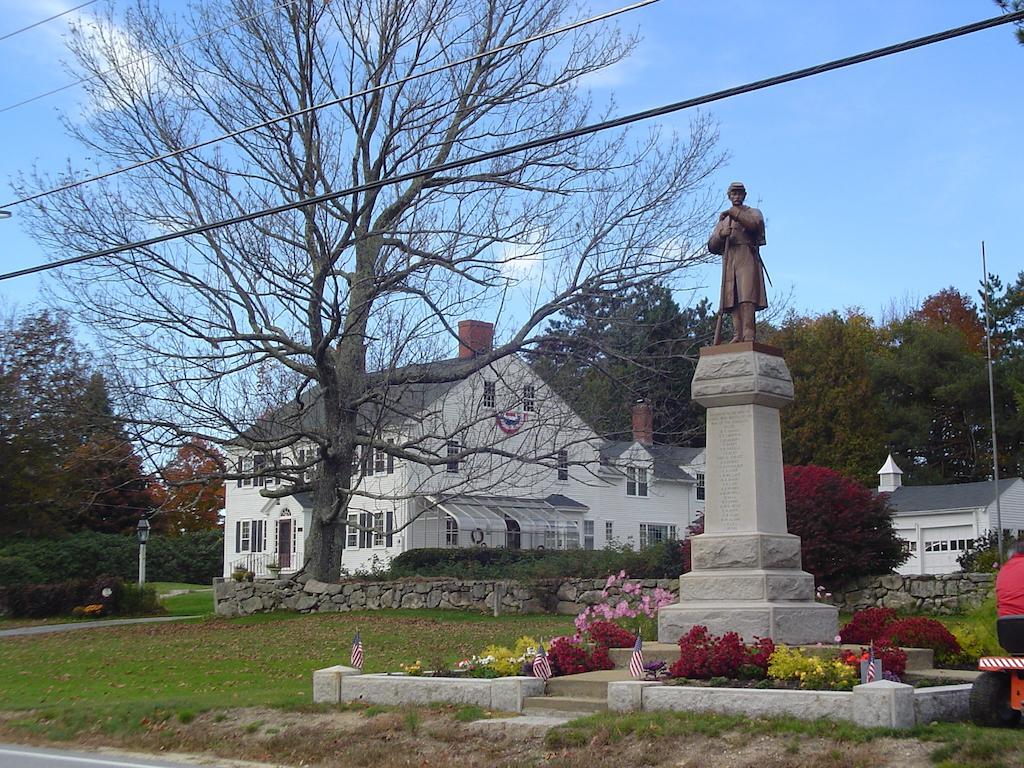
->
[903, 668, 979, 684]
[523, 695, 607, 714]
[545, 669, 633, 699]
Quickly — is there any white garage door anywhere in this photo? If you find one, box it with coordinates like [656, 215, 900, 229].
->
[922, 526, 975, 574]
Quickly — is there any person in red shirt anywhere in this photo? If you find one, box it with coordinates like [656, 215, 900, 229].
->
[996, 541, 1024, 617]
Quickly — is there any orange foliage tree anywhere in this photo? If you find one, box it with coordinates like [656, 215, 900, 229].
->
[916, 287, 986, 354]
[157, 439, 225, 535]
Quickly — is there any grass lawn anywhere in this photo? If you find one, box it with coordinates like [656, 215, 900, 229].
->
[151, 582, 212, 594]
[3, 608, 1024, 767]
[0, 609, 575, 713]
[153, 582, 215, 617]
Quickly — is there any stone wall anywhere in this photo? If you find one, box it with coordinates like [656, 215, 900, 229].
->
[213, 574, 678, 618]
[213, 572, 995, 618]
[827, 573, 995, 615]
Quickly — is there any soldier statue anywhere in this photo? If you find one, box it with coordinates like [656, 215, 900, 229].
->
[708, 182, 768, 344]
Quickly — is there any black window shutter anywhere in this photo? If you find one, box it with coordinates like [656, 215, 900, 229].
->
[236, 459, 242, 487]
[387, 450, 394, 474]
[365, 446, 374, 476]
[386, 510, 394, 547]
[235, 521, 241, 553]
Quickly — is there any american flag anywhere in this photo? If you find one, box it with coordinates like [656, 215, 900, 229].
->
[866, 642, 876, 682]
[351, 631, 364, 670]
[532, 644, 552, 681]
[629, 633, 645, 679]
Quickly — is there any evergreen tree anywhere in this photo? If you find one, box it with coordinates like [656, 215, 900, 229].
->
[0, 309, 157, 536]
[533, 285, 714, 445]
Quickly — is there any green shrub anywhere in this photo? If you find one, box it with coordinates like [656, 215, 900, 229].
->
[384, 541, 684, 581]
[0, 530, 222, 585]
[1, 577, 162, 618]
[958, 530, 1015, 572]
[118, 584, 163, 616]
[3, 579, 94, 617]
[0, 555, 44, 586]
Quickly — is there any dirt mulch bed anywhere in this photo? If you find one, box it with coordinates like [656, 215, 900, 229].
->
[0, 705, 941, 768]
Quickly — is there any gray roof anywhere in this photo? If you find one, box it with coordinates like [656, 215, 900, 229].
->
[886, 478, 1019, 514]
[237, 357, 470, 445]
[600, 441, 703, 482]
[545, 493, 589, 511]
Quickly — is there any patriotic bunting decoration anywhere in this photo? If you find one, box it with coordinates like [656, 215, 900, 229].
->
[496, 410, 526, 435]
[628, 633, 645, 679]
[351, 631, 364, 670]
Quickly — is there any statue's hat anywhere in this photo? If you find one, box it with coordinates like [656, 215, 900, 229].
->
[727, 181, 746, 193]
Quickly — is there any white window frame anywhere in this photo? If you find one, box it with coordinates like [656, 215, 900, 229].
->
[240, 520, 251, 550]
[347, 513, 359, 549]
[639, 522, 670, 549]
[445, 515, 459, 546]
[446, 441, 460, 473]
[626, 466, 648, 497]
[605, 520, 613, 542]
[696, 472, 705, 501]
[557, 448, 569, 481]
[372, 512, 385, 547]
[523, 384, 535, 412]
[583, 520, 595, 550]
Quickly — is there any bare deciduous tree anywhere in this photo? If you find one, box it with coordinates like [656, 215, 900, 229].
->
[17, 0, 723, 580]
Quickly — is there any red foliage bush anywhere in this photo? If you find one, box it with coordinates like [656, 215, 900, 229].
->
[875, 644, 908, 677]
[784, 465, 907, 585]
[547, 637, 615, 677]
[881, 617, 963, 665]
[669, 625, 774, 680]
[587, 620, 637, 649]
[839, 607, 898, 644]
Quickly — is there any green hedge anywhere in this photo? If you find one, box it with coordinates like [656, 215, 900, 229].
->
[1, 576, 161, 618]
[0, 530, 223, 586]
[383, 541, 684, 581]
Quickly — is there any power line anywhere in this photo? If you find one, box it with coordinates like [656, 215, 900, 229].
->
[0, 0, 303, 114]
[2, 9, 1022, 284]
[0, 0, 99, 43]
[2, 0, 661, 210]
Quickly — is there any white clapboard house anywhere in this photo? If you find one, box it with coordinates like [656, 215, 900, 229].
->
[223, 321, 706, 578]
[878, 454, 1024, 575]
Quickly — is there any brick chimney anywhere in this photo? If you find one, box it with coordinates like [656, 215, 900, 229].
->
[631, 400, 654, 446]
[458, 320, 494, 359]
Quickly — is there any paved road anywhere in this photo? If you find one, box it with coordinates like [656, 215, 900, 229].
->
[0, 744, 215, 768]
[0, 616, 201, 638]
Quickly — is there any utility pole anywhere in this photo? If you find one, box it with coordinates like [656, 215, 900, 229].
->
[981, 241, 1003, 563]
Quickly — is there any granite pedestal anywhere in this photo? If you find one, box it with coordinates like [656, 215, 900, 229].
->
[658, 343, 838, 644]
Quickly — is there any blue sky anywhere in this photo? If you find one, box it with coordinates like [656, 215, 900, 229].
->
[1, 0, 1021, 323]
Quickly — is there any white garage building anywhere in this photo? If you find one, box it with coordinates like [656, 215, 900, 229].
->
[878, 455, 1024, 575]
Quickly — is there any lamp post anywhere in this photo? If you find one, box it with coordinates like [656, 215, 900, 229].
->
[136, 518, 151, 588]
